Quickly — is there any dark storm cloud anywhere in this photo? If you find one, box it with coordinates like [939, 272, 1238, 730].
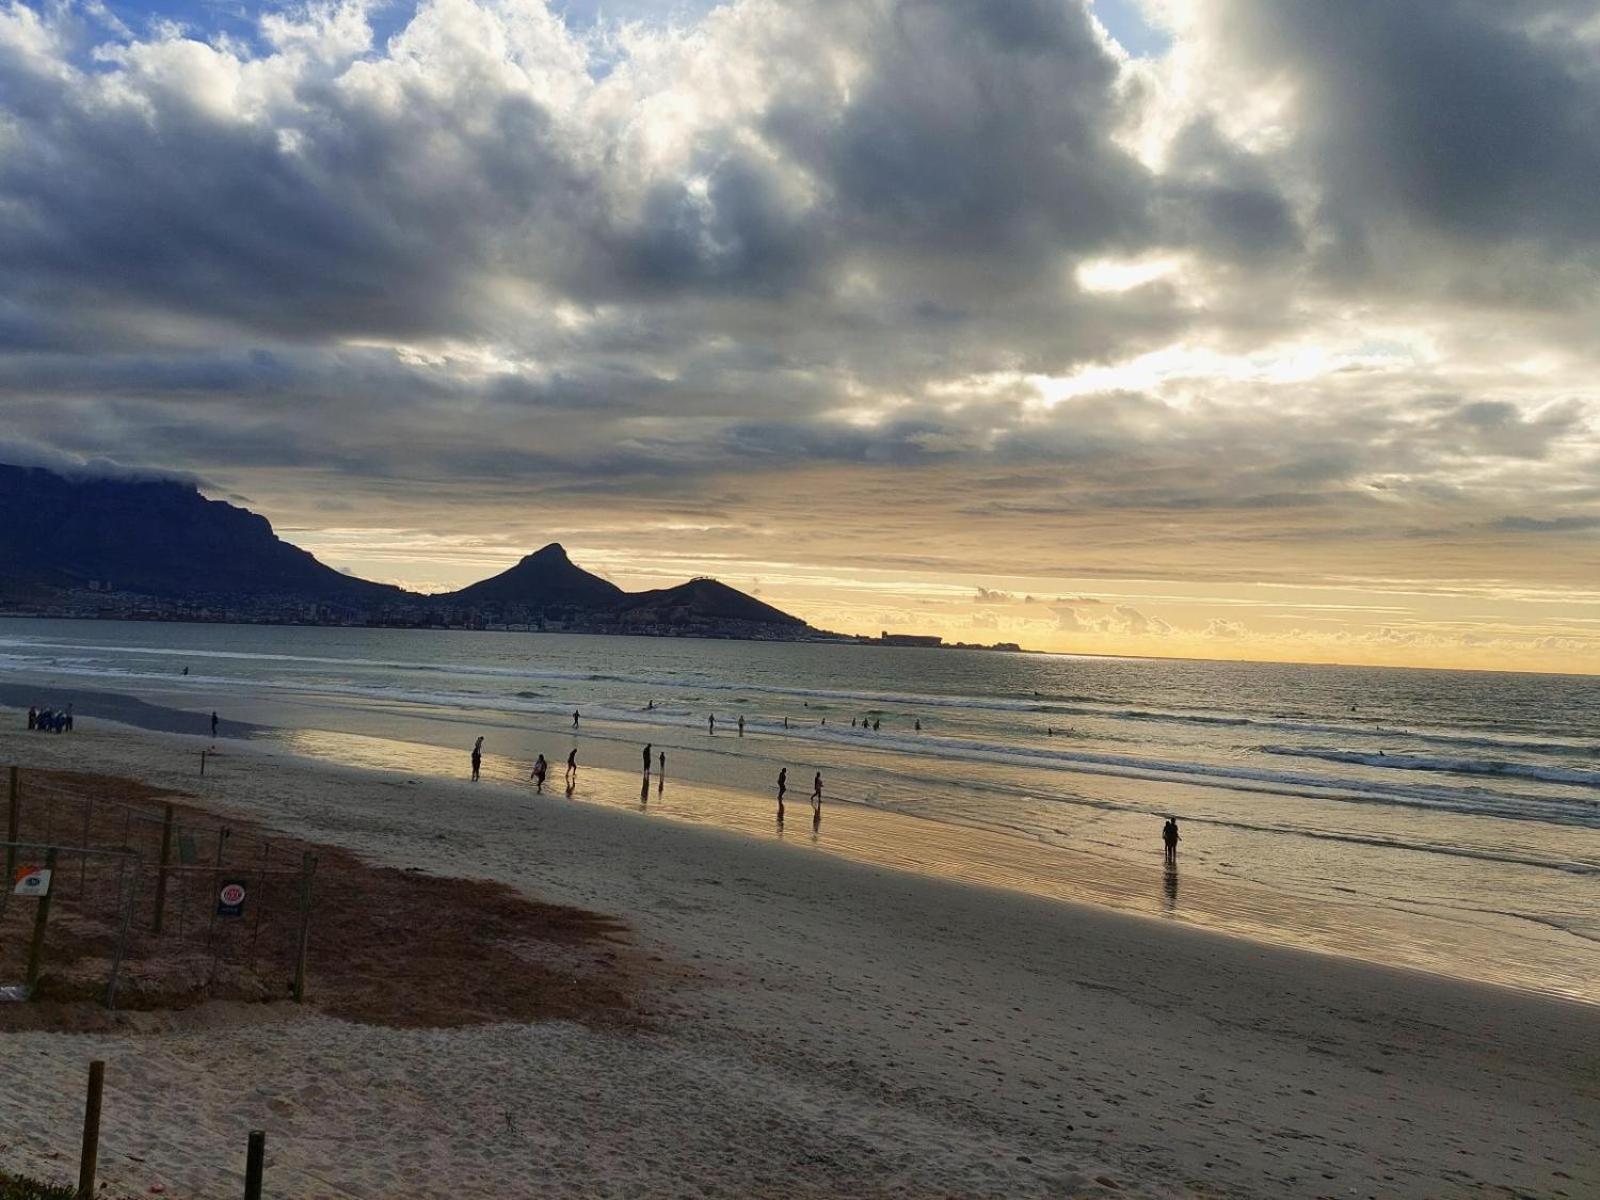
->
[1195, 0, 1600, 299]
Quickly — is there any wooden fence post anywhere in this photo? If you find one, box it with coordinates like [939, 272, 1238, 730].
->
[76, 1060, 105, 1200]
[4, 766, 19, 910]
[25, 847, 59, 996]
[151, 804, 174, 934]
[243, 1130, 266, 1200]
[292, 851, 316, 1003]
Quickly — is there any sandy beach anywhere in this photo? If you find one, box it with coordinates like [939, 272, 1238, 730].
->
[1, 716, 1596, 1199]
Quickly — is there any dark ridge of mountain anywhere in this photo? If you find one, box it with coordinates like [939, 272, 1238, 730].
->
[442, 543, 625, 609]
[0, 463, 402, 604]
[614, 577, 806, 627]
[0, 462, 813, 635]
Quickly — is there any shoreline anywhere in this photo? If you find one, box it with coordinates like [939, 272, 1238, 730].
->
[3, 691, 1597, 1004]
[0, 719, 1596, 1198]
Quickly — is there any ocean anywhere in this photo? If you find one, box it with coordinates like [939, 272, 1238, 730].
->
[2, 618, 1597, 1001]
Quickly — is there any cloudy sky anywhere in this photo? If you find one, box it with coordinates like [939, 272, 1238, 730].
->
[2, 0, 1598, 671]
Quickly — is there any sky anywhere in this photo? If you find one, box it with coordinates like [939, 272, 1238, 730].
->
[1, 0, 1597, 673]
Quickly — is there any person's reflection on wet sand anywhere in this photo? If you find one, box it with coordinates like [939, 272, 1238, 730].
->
[640, 773, 650, 807]
[1163, 859, 1178, 913]
[565, 776, 576, 799]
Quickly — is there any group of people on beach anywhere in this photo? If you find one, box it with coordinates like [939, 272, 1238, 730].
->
[25, 704, 73, 733]
[774, 766, 824, 826]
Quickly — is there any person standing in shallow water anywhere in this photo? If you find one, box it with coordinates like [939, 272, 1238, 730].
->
[1162, 817, 1180, 862]
[566, 748, 578, 783]
[470, 736, 484, 781]
[531, 754, 548, 792]
[737, 715, 745, 737]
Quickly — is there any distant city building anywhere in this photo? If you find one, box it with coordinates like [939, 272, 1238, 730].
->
[879, 631, 943, 647]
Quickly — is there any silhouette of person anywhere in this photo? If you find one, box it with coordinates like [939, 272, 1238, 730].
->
[777, 768, 787, 805]
[572, 710, 580, 728]
[566, 748, 578, 782]
[872, 719, 880, 731]
[737, 715, 745, 737]
[210, 711, 219, 738]
[531, 754, 548, 793]
[1162, 817, 1180, 863]
[182, 667, 189, 676]
[783, 717, 789, 729]
[658, 750, 666, 774]
[708, 714, 715, 735]
[26, 706, 35, 730]
[647, 699, 655, 710]
[850, 718, 856, 728]
[471, 736, 484, 781]
[643, 743, 652, 773]
[914, 719, 921, 731]
[811, 772, 823, 812]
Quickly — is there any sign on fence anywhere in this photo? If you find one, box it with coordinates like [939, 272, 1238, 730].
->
[216, 879, 247, 918]
[12, 865, 50, 897]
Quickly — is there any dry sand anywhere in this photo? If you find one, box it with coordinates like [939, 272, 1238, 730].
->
[1, 718, 1596, 1199]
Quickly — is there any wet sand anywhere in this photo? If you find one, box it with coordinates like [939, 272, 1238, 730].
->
[1, 716, 1597, 1199]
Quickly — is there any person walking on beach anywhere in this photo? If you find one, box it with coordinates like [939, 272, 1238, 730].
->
[811, 772, 823, 813]
[777, 767, 787, 803]
[738, 715, 745, 737]
[708, 714, 716, 735]
[572, 710, 580, 729]
[210, 711, 219, 738]
[471, 736, 484, 781]
[1162, 817, 1180, 862]
[26, 706, 35, 730]
[566, 748, 578, 783]
[531, 754, 548, 792]
[643, 743, 653, 773]
[658, 750, 666, 774]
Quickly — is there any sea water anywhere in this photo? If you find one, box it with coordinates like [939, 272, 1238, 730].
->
[2, 619, 1596, 999]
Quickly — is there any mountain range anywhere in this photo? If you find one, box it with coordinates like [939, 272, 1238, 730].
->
[0, 463, 809, 633]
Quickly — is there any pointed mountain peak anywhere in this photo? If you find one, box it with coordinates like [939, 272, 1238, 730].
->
[524, 542, 569, 562]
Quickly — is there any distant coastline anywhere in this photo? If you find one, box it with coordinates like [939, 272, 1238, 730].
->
[0, 608, 1031, 652]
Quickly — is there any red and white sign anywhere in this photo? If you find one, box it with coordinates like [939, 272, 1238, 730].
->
[218, 882, 246, 907]
[12, 866, 51, 898]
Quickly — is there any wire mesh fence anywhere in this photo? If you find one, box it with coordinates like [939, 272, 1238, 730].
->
[0, 766, 316, 1008]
